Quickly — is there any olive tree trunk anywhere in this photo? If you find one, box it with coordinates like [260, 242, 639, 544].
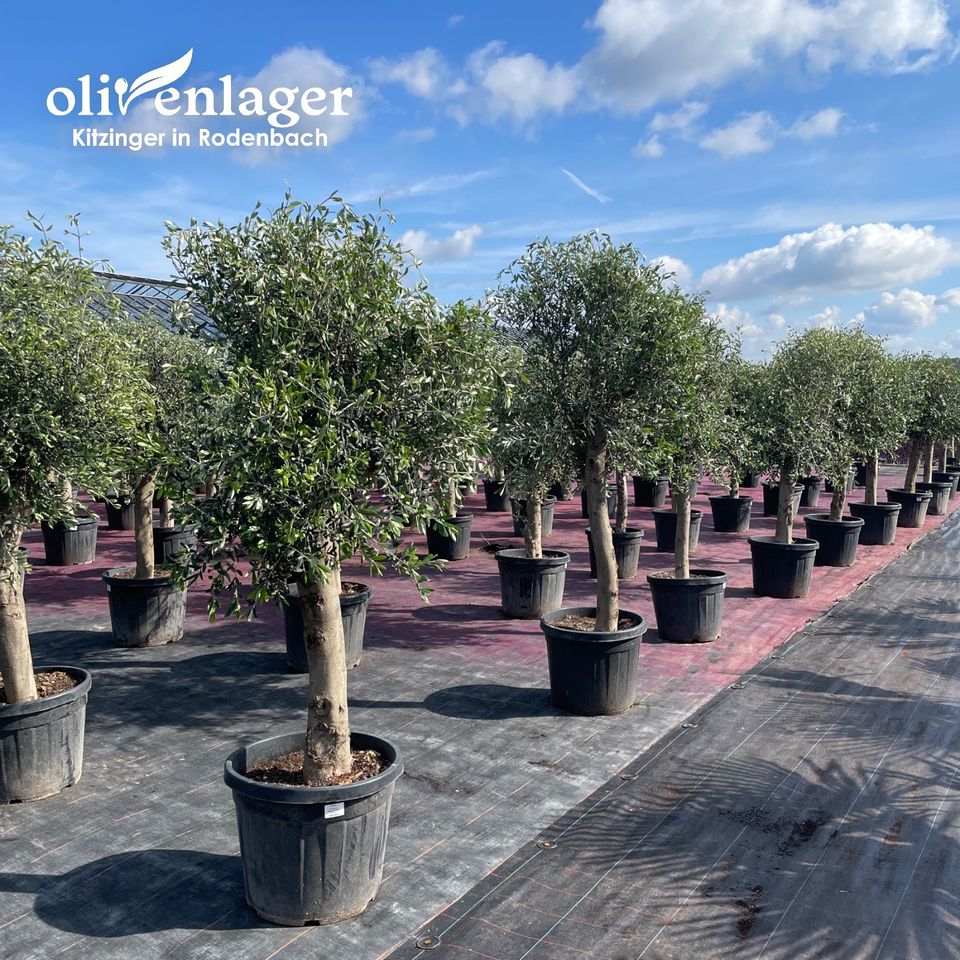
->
[445, 477, 458, 518]
[159, 497, 175, 529]
[829, 486, 845, 522]
[134, 470, 157, 579]
[904, 442, 921, 493]
[865, 451, 879, 506]
[923, 442, 934, 483]
[614, 471, 628, 534]
[523, 494, 543, 559]
[940, 444, 948, 472]
[0, 521, 36, 704]
[775, 459, 797, 544]
[672, 482, 691, 579]
[585, 444, 618, 631]
[728, 468, 740, 498]
[300, 568, 351, 782]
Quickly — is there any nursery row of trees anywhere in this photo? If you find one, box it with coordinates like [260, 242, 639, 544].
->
[3, 198, 959, 925]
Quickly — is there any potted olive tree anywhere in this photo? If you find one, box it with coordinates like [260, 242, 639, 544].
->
[165, 196, 492, 925]
[0, 219, 150, 801]
[912, 357, 960, 516]
[496, 234, 689, 715]
[648, 308, 732, 643]
[749, 331, 829, 598]
[102, 316, 217, 647]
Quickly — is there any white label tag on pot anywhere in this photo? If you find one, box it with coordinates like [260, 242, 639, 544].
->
[324, 802, 345, 819]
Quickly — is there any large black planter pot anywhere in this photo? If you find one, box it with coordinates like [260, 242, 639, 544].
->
[549, 481, 573, 501]
[102, 568, 187, 647]
[584, 527, 645, 580]
[740, 469, 762, 488]
[652, 509, 702, 552]
[762, 483, 803, 518]
[41, 517, 98, 566]
[824, 472, 855, 495]
[647, 569, 728, 643]
[803, 514, 864, 567]
[886, 488, 932, 527]
[0, 666, 90, 802]
[540, 607, 646, 716]
[425, 513, 472, 560]
[511, 496, 557, 539]
[153, 524, 199, 565]
[482, 478, 510, 512]
[942, 468, 960, 496]
[105, 494, 135, 531]
[495, 549, 569, 619]
[848, 502, 901, 546]
[633, 476, 669, 508]
[919, 479, 954, 514]
[283, 583, 372, 672]
[709, 496, 753, 533]
[748, 537, 819, 598]
[224, 730, 403, 926]
[798, 476, 822, 507]
[580, 486, 618, 519]
[854, 462, 867, 487]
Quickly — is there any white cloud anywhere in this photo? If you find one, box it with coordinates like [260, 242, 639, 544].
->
[712, 302, 772, 351]
[650, 255, 693, 288]
[347, 169, 494, 204]
[447, 14, 464, 27]
[632, 135, 664, 158]
[787, 107, 845, 140]
[370, 48, 459, 100]
[855, 287, 960, 332]
[808, 304, 843, 328]
[561, 168, 610, 203]
[394, 126, 437, 144]
[649, 100, 709, 133]
[700, 112, 779, 157]
[701, 222, 958, 299]
[401, 225, 483, 262]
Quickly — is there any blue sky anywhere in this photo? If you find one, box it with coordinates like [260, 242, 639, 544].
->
[2, 1, 959, 356]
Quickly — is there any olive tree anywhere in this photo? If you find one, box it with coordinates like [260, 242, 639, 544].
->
[715, 358, 767, 497]
[0, 220, 150, 702]
[495, 234, 692, 630]
[901, 354, 960, 491]
[165, 197, 493, 783]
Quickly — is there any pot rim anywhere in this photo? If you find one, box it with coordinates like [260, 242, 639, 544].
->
[286, 581, 373, 600]
[495, 547, 570, 566]
[647, 568, 728, 585]
[651, 508, 704, 519]
[848, 501, 901, 512]
[748, 535, 819, 552]
[915, 481, 953, 490]
[804, 513, 865, 528]
[0, 666, 90, 719]
[584, 526, 646, 540]
[886, 488, 933, 500]
[102, 566, 184, 588]
[42, 516, 99, 530]
[540, 605, 647, 644]
[708, 495, 753, 503]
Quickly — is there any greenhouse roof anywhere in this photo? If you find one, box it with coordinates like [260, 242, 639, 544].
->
[91, 271, 211, 328]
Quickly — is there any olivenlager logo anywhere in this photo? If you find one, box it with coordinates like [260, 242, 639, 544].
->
[46, 49, 353, 151]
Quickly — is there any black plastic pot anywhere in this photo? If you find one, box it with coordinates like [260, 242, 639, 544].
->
[803, 514, 864, 567]
[540, 607, 646, 716]
[580, 485, 618, 519]
[886, 488, 932, 527]
[848, 502, 901, 546]
[482, 478, 510, 512]
[153, 524, 198, 565]
[425, 513, 472, 561]
[824, 472, 855, 495]
[41, 517, 98, 566]
[633, 476, 669, 508]
[584, 527, 645, 580]
[854, 462, 867, 487]
[762, 483, 803, 518]
[0, 666, 90, 802]
[708, 495, 753, 533]
[748, 536, 819, 598]
[511, 496, 557, 539]
[102, 568, 187, 647]
[283, 583, 372, 672]
[740, 469, 762, 488]
[495, 549, 569, 619]
[932, 472, 959, 497]
[105, 494, 135, 531]
[224, 730, 403, 926]
[647, 569, 728, 643]
[915, 481, 952, 516]
[549, 481, 573, 501]
[651, 508, 702, 553]
[943, 468, 960, 496]
[798, 476, 822, 507]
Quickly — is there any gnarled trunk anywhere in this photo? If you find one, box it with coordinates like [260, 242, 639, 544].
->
[614, 471, 628, 534]
[829, 486, 844, 522]
[159, 496, 175, 529]
[672, 482, 691, 580]
[865, 451, 879, 506]
[300, 568, 351, 782]
[729, 466, 740, 499]
[445, 477, 458, 518]
[904, 442, 921, 493]
[775, 458, 796, 544]
[0, 521, 36, 704]
[134, 469, 157, 579]
[923, 442, 934, 483]
[523, 494, 543, 559]
[585, 444, 618, 631]
[940, 444, 948, 472]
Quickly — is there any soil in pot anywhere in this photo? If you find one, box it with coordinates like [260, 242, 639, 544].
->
[709, 495, 753, 533]
[102, 568, 187, 647]
[633, 476, 669, 508]
[917, 480, 953, 515]
[105, 494, 135, 531]
[0, 666, 90, 802]
[224, 731, 403, 925]
[652, 508, 702, 552]
[540, 607, 646, 716]
[41, 517, 98, 566]
[584, 527, 645, 580]
[647, 569, 727, 643]
[153, 523, 199, 565]
[748, 536, 819, 598]
[798, 476, 822, 507]
[425, 513, 472, 560]
[511, 496, 557, 539]
[848, 502, 901, 546]
[580, 485, 618, 519]
[803, 514, 864, 567]
[284, 582, 372, 672]
[762, 483, 803, 518]
[482, 478, 510, 512]
[495, 548, 569, 619]
[886, 488, 932, 528]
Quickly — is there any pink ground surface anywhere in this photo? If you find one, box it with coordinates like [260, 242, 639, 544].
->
[20, 468, 953, 705]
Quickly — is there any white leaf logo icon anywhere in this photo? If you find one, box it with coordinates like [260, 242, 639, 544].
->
[115, 49, 193, 115]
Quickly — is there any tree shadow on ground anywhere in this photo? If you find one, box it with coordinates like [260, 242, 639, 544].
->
[352, 682, 558, 720]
